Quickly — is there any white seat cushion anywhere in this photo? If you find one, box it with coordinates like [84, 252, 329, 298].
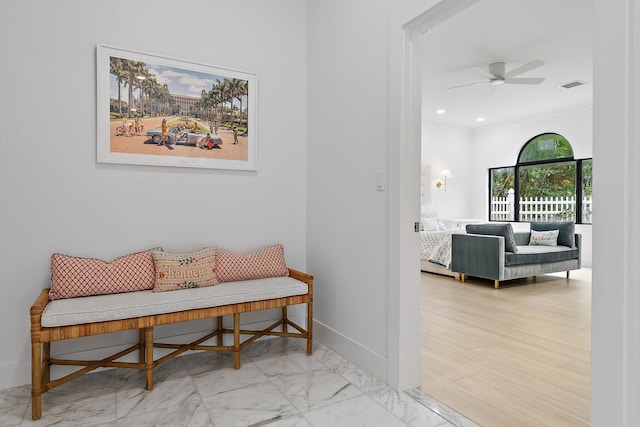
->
[42, 277, 308, 327]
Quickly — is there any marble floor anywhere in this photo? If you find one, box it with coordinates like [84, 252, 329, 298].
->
[1, 338, 478, 427]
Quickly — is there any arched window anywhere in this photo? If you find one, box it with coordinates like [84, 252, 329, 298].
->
[518, 133, 573, 163]
[489, 133, 592, 224]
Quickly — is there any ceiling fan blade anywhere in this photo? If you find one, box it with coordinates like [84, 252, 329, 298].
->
[446, 80, 490, 90]
[504, 77, 545, 85]
[504, 60, 544, 78]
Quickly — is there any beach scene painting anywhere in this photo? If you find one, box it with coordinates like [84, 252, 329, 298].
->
[96, 45, 257, 170]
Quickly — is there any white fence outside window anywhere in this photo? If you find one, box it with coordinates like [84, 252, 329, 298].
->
[491, 189, 592, 223]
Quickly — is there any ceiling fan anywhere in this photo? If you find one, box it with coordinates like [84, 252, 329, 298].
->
[448, 60, 545, 89]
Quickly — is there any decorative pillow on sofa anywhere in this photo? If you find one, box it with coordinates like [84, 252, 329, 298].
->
[151, 247, 218, 292]
[216, 244, 289, 283]
[529, 229, 559, 246]
[49, 248, 159, 300]
[465, 223, 519, 253]
[530, 221, 575, 248]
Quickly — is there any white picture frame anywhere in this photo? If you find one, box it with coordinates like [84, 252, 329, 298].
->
[96, 44, 257, 171]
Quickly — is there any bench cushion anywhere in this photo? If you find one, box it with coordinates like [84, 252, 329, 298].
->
[505, 245, 579, 266]
[41, 276, 308, 327]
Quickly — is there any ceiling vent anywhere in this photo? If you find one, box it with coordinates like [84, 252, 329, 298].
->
[560, 80, 586, 89]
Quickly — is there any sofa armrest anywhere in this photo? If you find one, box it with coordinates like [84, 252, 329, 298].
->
[451, 234, 505, 280]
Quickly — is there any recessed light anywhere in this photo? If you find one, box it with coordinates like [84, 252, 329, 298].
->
[476, 117, 485, 122]
[436, 109, 446, 114]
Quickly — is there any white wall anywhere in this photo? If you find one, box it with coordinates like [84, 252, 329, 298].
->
[421, 122, 474, 219]
[306, 0, 415, 381]
[0, 0, 307, 389]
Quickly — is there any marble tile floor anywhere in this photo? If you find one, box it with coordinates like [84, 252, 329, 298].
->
[1, 338, 479, 427]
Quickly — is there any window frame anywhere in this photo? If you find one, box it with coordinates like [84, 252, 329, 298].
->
[488, 133, 592, 225]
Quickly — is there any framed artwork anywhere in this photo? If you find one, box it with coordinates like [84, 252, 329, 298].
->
[96, 45, 257, 171]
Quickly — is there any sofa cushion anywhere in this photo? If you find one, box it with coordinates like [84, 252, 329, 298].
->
[466, 223, 518, 253]
[217, 244, 289, 283]
[531, 221, 575, 248]
[49, 249, 158, 300]
[151, 247, 218, 292]
[505, 245, 580, 266]
[529, 229, 559, 246]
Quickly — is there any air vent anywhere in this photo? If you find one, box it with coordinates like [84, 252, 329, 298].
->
[560, 80, 586, 89]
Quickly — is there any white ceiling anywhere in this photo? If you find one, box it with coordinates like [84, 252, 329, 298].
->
[419, 0, 593, 128]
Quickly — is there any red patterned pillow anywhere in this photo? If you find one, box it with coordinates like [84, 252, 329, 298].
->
[216, 244, 289, 283]
[49, 249, 159, 300]
[151, 247, 218, 292]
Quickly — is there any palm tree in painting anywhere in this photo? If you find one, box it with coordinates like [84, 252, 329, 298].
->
[231, 79, 248, 127]
[121, 60, 146, 119]
[109, 57, 127, 115]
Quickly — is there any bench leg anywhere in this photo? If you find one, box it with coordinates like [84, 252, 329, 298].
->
[282, 307, 288, 334]
[233, 313, 241, 369]
[307, 302, 313, 355]
[139, 329, 145, 365]
[567, 271, 570, 279]
[31, 342, 42, 420]
[43, 342, 51, 384]
[217, 316, 223, 346]
[144, 327, 154, 390]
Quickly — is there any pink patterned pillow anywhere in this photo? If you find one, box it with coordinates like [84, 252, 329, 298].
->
[216, 244, 289, 283]
[151, 247, 218, 292]
[49, 249, 159, 300]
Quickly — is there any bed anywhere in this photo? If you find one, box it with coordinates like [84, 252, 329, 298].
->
[419, 227, 461, 278]
[418, 207, 461, 278]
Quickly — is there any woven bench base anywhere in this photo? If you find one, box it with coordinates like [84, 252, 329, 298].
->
[30, 269, 313, 420]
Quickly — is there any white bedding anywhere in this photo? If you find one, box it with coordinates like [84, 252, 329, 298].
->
[420, 230, 459, 269]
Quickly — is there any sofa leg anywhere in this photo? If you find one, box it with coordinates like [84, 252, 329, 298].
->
[461, 274, 466, 282]
[567, 271, 570, 279]
[494, 280, 500, 289]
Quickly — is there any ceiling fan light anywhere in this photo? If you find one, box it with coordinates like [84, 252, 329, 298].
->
[489, 79, 505, 86]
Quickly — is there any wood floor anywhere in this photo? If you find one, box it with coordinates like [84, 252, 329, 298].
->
[420, 269, 591, 427]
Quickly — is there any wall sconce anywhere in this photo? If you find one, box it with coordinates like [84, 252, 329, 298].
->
[433, 169, 453, 191]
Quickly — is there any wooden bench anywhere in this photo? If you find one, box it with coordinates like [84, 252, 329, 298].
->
[29, 268, 313, 420]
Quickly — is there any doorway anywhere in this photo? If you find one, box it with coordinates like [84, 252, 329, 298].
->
[390, 2, 596, 424]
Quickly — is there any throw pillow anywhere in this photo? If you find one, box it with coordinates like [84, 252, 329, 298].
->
[529, 229, 560, 246]
[49, 248, 159, 300]
[151, 247, 218, 292]
[216, 244, 289, 283]
[530, 221, 575, 247]
[465, 223, 519, 253]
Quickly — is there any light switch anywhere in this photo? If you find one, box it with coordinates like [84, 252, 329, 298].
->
[376, 171, 385, 191]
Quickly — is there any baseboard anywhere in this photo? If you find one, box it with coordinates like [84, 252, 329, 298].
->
[313, 319, 388, 384]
